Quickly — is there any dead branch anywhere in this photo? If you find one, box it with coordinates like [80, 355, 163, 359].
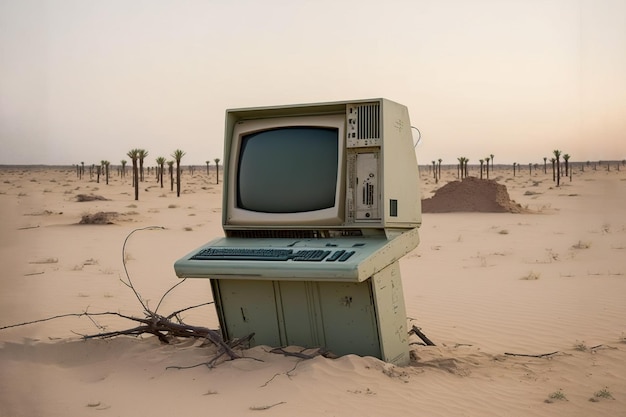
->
[269, 346, 336, 359]
[166, 301, 214, 320]
[166, 333, 257, 370]
[0, 311, 138, 331]
[504, 351, 560, 358]
[1, 226, 241, 363]
[249, 402, 286, 411]
[409, 325, 436, 346]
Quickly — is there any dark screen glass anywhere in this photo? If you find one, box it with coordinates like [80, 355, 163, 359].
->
[237, 127, 339, 213]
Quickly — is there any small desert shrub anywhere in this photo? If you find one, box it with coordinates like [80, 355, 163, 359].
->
[75, 194, 109, 202]
[126, 204, 137, 208]
[29, 257, 58, 264]
[589, 387, 614, 402]
[573, 341, 588, 352]
[545, 249, 559, 262]
[545, 389, 567, 403]
[183, 226, 193, 231]
[79, 212, 118, 224]
[520, 271, 540, 280]
[571, 240, 591, 249]
[498, 229, 509, 235]
[168, 204, 178, 209]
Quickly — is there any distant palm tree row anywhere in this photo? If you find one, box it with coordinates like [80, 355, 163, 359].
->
[428, 152, 626, 186]
[427, 151, 584, 187]
[75, 150, 222, 201]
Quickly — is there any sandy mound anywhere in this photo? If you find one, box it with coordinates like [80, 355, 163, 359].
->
[422, 177, 525, 213]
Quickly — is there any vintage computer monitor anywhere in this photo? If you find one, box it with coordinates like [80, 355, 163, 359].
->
[175, 98, 422, 365]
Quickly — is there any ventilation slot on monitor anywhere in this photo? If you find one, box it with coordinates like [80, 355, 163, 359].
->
[227, 229, 318, 239]
[356, 104, 380, 139]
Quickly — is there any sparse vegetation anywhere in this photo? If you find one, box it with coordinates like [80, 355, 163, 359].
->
[520, 271, 540, 280]
[573, 341, 588, 351]
[589, 387, 614, 402]
[75, 194, 109, 202]
[571, 240, 592, 249]
[545, 389, 567, 403]
[29, 257, 59, 264]
[79, 212, 118, 225]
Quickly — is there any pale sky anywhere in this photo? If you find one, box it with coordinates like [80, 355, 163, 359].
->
[1, 0, 625, 166]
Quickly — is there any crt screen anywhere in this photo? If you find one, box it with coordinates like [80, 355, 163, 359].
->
[237, 127, 339, 213]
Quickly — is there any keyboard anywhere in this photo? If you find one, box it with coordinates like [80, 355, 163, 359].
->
[190, 247, 355, 262]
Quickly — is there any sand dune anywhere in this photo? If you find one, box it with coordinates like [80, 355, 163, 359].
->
[1, 165, 625, 416]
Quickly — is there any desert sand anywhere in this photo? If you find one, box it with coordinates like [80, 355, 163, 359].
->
[1, 163, 625, 417]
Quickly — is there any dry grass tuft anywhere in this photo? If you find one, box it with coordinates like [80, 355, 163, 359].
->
[75, 194, 109, 202]
[571, 240, 592, 249]
[79, 212, 118, 224]
[589, 387, 614, 402]
[520, 271, 541, 280]
[29, 257, 59, 264]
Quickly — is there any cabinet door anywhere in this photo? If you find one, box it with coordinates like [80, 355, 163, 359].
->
[278, 281, 321, 348]
[216, 280, 281, 347]
[317, 281, 381, 358]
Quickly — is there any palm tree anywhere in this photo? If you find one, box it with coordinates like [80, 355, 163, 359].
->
[97, 160, 105, 183]
[156, 157, 166, 188]
[214, 158, 221, 184]
[438, 158, 442, 180]
[490, 154, 494, 172]
[513, 162, 517, 177]
[138, 149, 148, 182]
[543, 157, 547, 174]
[206, 160, 210, 175]
[563, 154, 570, 178]
[550, 157, 556, 181]
[172, 149, 186, 197]
[120, 160, 127, 178]
[485, 157, 490, 179]
[127, 149, 140, 200]
[479, 159, 484, 179]
[431, 161, 437, 181]
[553, 150, 562, 186]
[103, 160, 110, 185]
[457, 157, 463, 179]
[167, 161, 174, 191]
